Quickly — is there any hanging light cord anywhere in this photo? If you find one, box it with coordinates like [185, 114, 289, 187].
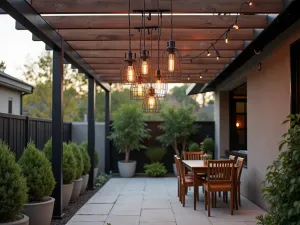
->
[143, 0, 146, 49]
[157, 0, 161, 70]
[170, 0, 173, 40]
[189, 1, 252, 62]
[128, 0, 132, 51]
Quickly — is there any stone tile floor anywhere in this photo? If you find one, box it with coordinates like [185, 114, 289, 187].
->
[67, 178, 265, 225]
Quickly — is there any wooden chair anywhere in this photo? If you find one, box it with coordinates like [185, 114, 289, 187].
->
[203, 160, 235, 217]
[174, 156, 206, 207]
[183, 151, 203, 160]
[174, 155, 181, 201]
[236, 157, 244, 206]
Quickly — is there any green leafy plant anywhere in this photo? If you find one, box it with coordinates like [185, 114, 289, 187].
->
[94, 150, 99, 168]
[80, 141, 91, 175]
[19, 141, 55, 202]
[144, 163, 168, 177]
[69, 142, 84, 179]
[257, 114, 300, 225]
[145, 147, 167, 163]
[63, 143, 76, 184]
[0, 141, 28, 223]
[203, 137, 214, 154]
[157, 107, 199, 156]
[43, 138, 52, 161]
[95, 173, 112, 188]
[188, 142, 200, 152]
[108, 104, 151, 163]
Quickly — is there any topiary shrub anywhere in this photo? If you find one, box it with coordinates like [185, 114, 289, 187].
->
[19, 141, 55, 202]
[80, 141, 91, 175]
[0, 141, 28, 223]
[203, 137, 214, 154]
[188, 142, 200, 152]
[63, 143, 76, 185]
[145, 147, 167, 163]
[144, 163, 168, 177]
[68, 142, 83, 179]
[94, 150, 99, 168]
[43, 138, 52, 161]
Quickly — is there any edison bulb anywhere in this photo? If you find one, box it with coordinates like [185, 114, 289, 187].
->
[127, 66, 134, 82]
[168, 53, 175, 72]
[137, 84, 143, 96]
[148, 96, 155, 109]
[141, 60, 149, 75]
[156, 79, 162, 91]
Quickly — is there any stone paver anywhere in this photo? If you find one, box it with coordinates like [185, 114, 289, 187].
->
[66, 177, 266, 225]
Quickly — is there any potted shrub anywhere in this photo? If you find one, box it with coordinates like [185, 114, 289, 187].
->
[203, 137, 215, 155]
[157, 107, 199, 175]
[144, 147, 168, 177]
[62, 143, 76, 209]
[0, 141, 29, 225]
[68, 142, 84, 202]
[108, 104, 150, 178]
[188, 142, 201, 152]
[19, 142, 55, 225]
[80, 141, 91, 194]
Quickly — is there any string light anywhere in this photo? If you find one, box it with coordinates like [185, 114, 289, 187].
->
[225, 31, 229, 44]
[207, 50, 211, 57]
[200, 74, 203, 79]
[188, 74, 190, 80]
[247, 1, 253, 6]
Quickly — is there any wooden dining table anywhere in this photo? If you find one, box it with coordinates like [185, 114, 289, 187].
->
[182, 160, 239, 211]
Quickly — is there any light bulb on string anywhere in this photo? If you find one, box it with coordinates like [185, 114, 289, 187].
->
[248, 1, 253, 6]
[127, 65, 135, 82]
[233, 23, 239, 30]
[207, 50, 211, 57]
[141, 60, 149, 75]
[188, 74, 190, 81]
[168, 53, 175, 72]
[225, 32, 229, 44]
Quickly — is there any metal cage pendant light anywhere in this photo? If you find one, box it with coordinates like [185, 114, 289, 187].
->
[130, 75, 147, 100]
[162, 0, 181, 81]
[120, 0, 138, 84]
[142, 85, 161, 113]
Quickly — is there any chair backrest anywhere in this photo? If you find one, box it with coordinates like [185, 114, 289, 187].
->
[174, 155, 185, 184]
[207, 160, 235, 185]
[229, 155, 236, 161]
[183, 151, 203, 160]
[236, 157, 244, 182]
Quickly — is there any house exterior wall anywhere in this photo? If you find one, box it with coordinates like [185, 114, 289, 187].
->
[218, 19, 300, 210]
[0, 85, 21, 115]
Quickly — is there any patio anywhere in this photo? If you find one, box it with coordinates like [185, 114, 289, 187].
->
[67, 177, 265, 225]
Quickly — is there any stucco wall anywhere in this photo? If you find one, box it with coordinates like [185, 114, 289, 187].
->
[71, 122, 106, 173]
[224, 20, 300, 209]
[0, 85, 21, 115]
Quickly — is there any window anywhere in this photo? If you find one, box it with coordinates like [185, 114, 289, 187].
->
[8, 97, 12, 114]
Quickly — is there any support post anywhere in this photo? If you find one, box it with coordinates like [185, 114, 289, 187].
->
[88, 77, 96, 189]
[51, 47, 64, 219]
[105, 89, 111, 173]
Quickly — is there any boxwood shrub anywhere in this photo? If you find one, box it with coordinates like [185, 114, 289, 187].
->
[43, 138, 52, 161]
[63, 143, 76, 184]
[0, 141, 28, 223]
[144, 163, 168, 177]
[80, 141, 91, 175]
[19, 142, 55, 202]
[68, 142, 83, 179]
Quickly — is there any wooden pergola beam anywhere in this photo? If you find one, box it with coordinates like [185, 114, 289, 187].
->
[45, 15, 267, 29]
[31, 0, 283, 14]
[94, 70, 219, 75]
[58, 29, 253, 41]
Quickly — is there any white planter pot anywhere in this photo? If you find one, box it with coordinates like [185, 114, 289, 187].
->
[118, 161, 136, 178]
[22, 197, 54, 225]
[0, 215, 29, 225]
[80, 174, 89, 195]
[94, 168, 98, 183]
[70, 178, 83, 202]
[63, 183, 74, 209]
[173, 163, 178, 176]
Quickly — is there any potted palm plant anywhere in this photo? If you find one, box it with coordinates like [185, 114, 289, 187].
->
[80, 142, 91, 194]
[19, 142, 55, 225]
[0, 141, 29, 225]
[157, 107, 199, 175]
[108, 104, 150, 178]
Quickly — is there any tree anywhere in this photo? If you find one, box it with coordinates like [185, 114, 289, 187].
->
[0, 61, 6, 72]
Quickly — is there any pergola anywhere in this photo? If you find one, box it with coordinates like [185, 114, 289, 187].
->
[0, 0, 286, 219]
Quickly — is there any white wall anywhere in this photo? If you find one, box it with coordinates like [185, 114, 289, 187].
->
[0, 85, 21, 115]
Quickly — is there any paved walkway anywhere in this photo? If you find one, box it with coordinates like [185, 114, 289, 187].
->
[67, 178, 265, 225]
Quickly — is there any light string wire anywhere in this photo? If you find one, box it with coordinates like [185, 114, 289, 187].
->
[189, 1, 252, 63]
[128, 0, 131, 51]
[170, 0, 173, 40]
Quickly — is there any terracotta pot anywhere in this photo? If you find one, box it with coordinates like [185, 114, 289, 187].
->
[0, 215, 29, 225]
[22, 197, 54, 225]
[70, 178, 83, 202]
[80, 174, 89, 194]
[63, 183, 74, 209]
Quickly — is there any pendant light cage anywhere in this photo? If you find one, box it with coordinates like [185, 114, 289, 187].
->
[162, 43, 182, 82]
[130, 75, 148, 100]
[142, 86, 161, 113]
[153, 69, 168, 98]
[120, 52, 139, 84]
[138, 49, 153, 79]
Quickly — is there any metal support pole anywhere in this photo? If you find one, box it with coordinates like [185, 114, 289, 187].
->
[51, 47, 64, 219]
[105, 89, 111, 173]
[88, 77, 95, 189]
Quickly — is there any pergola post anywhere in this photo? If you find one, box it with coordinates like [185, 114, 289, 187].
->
[88, 77, 96, 189]
[105, 89, 111, 173]
[51, 47, 64, 218]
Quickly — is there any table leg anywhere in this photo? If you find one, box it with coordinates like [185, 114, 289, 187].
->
[234, 168, 238, 210]
[194, 169, 197, 210]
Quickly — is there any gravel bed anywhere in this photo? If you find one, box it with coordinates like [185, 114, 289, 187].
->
[51, 187, 100, 225]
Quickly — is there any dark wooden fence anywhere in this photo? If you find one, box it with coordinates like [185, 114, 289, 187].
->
[109, 121, 215, 173]
[0, 113, 72, 159]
